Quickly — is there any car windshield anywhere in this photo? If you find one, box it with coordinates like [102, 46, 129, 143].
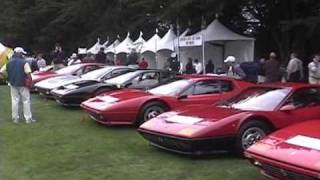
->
[80, 67, 112, 79]
[148, 79, 192, 96]
[219, 87, 291, 111]
[104, 71, 139, 85]
[56, 65, 81, 74]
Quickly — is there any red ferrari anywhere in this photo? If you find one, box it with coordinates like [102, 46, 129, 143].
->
[138, 83, 320, 155]
[81, 76, 253, 126]
[245, 120, 320, 179]
[31, 63, 103, 89]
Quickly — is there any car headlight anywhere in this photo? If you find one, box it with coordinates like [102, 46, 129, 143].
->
[64, 84, 79, 90]
[98, 95, 119, 103]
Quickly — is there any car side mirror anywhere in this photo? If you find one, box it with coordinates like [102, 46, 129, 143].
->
[280, 104, 296, 112]
[177, 95, 188, 100]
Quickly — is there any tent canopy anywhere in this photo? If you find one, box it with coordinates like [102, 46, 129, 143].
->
[114, 33, 133, 54]
[105, 39, 120, 53]
[87, 39, 103, 54]
[201, 19, 254, 42]
[141, 33, 161, 53]
[132, 31, 145, 53]
[157, 28, 177, 51]
[179, 19, 255, 72]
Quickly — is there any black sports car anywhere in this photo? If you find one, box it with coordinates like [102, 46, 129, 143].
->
[51, 69, 177, 106]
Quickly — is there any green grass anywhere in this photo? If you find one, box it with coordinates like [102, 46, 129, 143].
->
[0, 86, 263, 180]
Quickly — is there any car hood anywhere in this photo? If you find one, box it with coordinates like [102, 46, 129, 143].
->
[139, 106, 246, 138]
[35, 75, 80, 89]
[172, 105, 242, 121]
[247, 120, 320, 172]
[99, 89, 151, 101]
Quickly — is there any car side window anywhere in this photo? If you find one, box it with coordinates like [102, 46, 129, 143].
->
[286, 88, 320, 107]
[193, 80, 222, 95]
[130, 72, 160, 88]
[83, 65, 99, 74]
[111, 69, 130, 77]
[220, 80, 234, 92]
[180, 85, 195, 96]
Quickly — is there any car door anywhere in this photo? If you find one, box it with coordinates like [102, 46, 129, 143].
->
[102, 68, 131, 81]
[129, 72, 160, 89]
[274, 87, 320, 128]
[178, 79, 234, 105]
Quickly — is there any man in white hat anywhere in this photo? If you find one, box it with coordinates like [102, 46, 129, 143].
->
[224, 56, 246, 79]
[0, 47, 35, 124]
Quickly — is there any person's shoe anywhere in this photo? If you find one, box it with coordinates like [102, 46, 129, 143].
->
[26, 119, 36, 124]
[13, 119, 19, 124]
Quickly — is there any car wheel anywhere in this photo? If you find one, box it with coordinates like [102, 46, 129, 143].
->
[137, 102, 168, 126]
[235, 120, 271, 156]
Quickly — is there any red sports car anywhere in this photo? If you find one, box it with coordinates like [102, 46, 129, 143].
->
[245, 120, 320, 179]
[31, 63, 103, 89]
[138, 83, 320, 155]
[81, 76, 253, 126]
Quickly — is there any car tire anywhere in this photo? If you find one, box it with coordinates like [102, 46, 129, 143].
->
[136, 101, 168, 127]
[235, 120, 271, 156]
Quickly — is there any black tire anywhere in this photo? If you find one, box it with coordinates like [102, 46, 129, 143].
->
[235, 120, 271, 156]
[136, 101, 168, 127]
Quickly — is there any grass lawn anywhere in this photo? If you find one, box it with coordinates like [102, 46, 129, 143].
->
[0, 86, 263, 180]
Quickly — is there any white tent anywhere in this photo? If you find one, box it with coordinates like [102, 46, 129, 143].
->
[140, 33, 161, 69]
[132, 31, 145, 53]
[105, 39, 120, 54]
[157, 28, 177, 51]
[102, 40, 109, 48]
[114, 33, 134, 54]
[180, 19, 255, 72]
[87, 39, 103, 54]
[141, 33, 161, 53]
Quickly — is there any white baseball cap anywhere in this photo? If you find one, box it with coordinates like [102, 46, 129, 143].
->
[224, 56, 236, 63]
[14, 47, 27, 54]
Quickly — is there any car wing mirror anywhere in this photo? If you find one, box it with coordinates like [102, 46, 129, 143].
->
[280, 104, 296, 112]
[177, 95, 188, 100]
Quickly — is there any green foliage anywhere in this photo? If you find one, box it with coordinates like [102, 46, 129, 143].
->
[0, 0, 319, 58]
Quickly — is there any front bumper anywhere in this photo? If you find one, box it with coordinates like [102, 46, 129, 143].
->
[81, 104, 135, 125]
[245, 152, 319, 180]
[36, 87, 53, 98]
[138, 129, 235, 155]
[52, 91, 88, 106]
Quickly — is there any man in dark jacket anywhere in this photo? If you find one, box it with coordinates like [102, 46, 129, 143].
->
[0, 47, 35, 124]
[265, 52, 281, 82]
[95, 47, 106, 64]
[51, 43, 65, 70]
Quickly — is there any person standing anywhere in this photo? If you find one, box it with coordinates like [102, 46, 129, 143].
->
[185, 58, 195, 74]
[0, 47, 35, 123]
[36, 53, 47, 70]
[286, 53, 304, 82]
[308, 54, 320, 85]
[194, 59, 203, 74]
[95, 47, 106, 64]
[265, 52, 281, 83]
[205, 59, 215, 74]
[138, 58, 149, 69]
[51, 43, 65, 70]
[224, 56, 246, 79]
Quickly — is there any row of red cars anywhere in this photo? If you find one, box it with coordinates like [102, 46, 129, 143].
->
[32, 64, 320, 179]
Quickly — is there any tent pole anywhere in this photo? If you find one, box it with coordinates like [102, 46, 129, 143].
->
[201, 16, 206, 74]
[155, 28, 158, 69]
